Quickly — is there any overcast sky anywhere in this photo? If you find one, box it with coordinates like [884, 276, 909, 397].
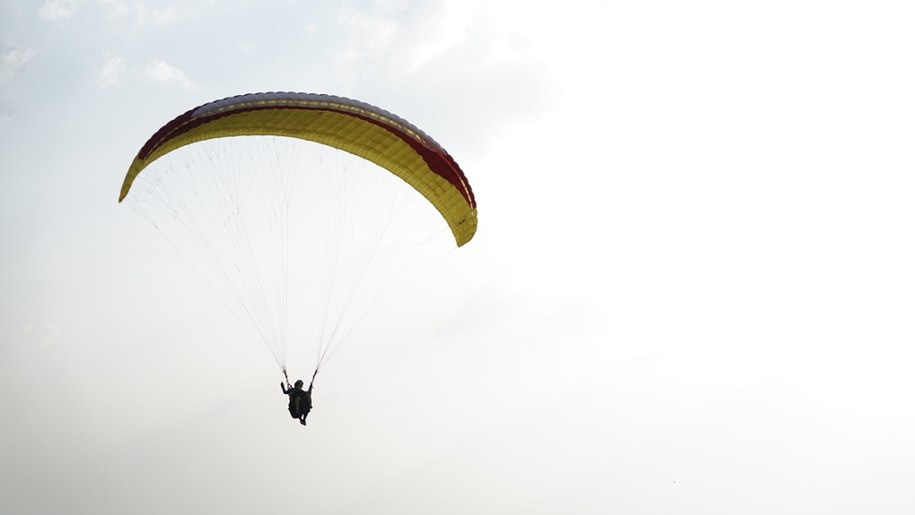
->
[2, 1, 915, 514]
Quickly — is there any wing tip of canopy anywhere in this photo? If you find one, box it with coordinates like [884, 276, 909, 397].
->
[118, 159, 145, 203]
[453, 208, 478, 247]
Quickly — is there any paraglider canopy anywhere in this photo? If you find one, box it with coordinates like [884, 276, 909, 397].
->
[119, 92, 477, 246]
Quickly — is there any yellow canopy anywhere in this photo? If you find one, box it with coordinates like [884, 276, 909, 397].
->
[120, 92, 477, 246]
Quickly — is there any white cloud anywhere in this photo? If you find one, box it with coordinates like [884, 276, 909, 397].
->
[98, 0, 173, 23]
[97, 55, 125, 88]
[481, 34, 526, 65]
[39, 0, 176, 24]
[97, 0, 130, 19]
[370, 0, 411, 10]
[38, 0, 81, 21]
[3, 322, 64, 351]
[1, 45, 39, 81]
[335, 9, 399, 64]
[151, 6, 175, 23]
[401, 1, 478, 70]
[143, 58, 196, 89]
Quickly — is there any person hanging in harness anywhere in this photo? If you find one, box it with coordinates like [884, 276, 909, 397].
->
[281, 371, 316, 426]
